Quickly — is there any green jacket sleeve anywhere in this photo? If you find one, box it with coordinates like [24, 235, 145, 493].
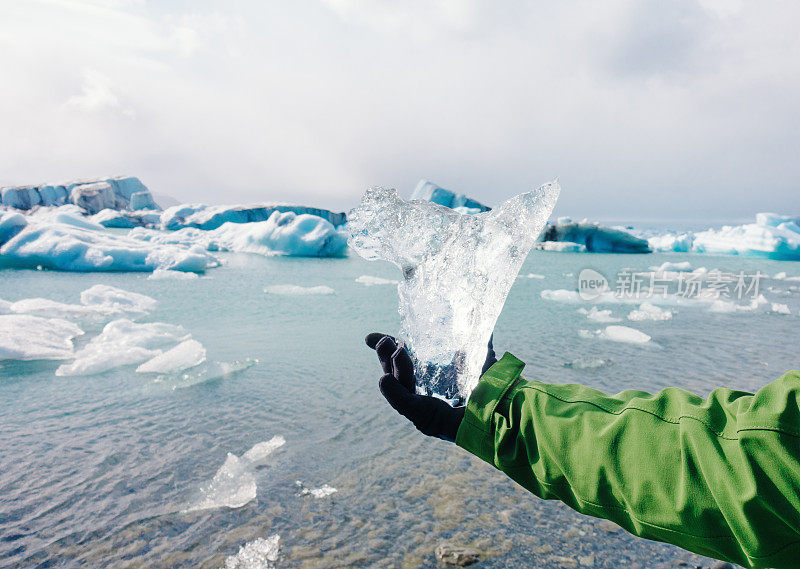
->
[455, 352, 800, 568]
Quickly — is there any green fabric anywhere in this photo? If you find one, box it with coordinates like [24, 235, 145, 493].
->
[456, 352, 800, 568]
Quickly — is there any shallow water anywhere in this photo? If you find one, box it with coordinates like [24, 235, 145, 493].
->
[1, 248, 799, 568]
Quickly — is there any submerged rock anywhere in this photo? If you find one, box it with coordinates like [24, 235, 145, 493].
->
[434, 543, 481, 566]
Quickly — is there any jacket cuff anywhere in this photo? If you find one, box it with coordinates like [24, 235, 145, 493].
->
[455, 352, 525, 463]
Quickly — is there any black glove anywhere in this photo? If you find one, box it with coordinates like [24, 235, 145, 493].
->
[366, 333, 498, 442]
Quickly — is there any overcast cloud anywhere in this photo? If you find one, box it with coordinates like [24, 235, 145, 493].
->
[1, 0, 798, 219]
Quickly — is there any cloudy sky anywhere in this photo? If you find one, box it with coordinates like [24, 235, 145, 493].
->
[1, 0, 798, 219]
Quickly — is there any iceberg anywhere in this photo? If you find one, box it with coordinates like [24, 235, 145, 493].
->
[0, 315, 84, 361]
[160, 202, 346, 231]
[92, 209, 161, 229]
[130, 211, 348, 258]
[0, 211, 216, 272]
[646, 213, 800, 260]
[355, 275, 399, 286]
[539, 221, 651, 253]
[1, 176, 160, 212]
[410, 179, 491, 214]
[348, 181, 560, 400]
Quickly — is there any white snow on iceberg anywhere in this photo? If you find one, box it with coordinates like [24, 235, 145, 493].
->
[0, 211, 216, 273]
[0, 315, 84, 361]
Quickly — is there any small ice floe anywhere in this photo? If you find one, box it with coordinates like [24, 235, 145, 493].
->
[167, 358, 258, 390]
[563, 356, 612, 370]
[190, 436, 286, 511]
[627, 303, 673, 321]
[518, 273, 546, 279]
[2, 285, 157, 322]
[649, 261, 693, 273]
[295, 480, 337, 499]
[577, 306, 621, 323]
[771, 303, 792, 315]
[55, 319, 189, 376]
[707, 294, 769, 314]
[0, 315, 84, 360]
[355, 275, 398, 286]
[148, 268, 200, 280]
[136, 339, 206, 374]
[221, 534, 280, 569]
[263, 285, 334, 295]
[579, 325, 652, 344]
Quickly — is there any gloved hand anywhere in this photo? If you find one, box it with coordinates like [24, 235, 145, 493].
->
[366, 333, 497, 442]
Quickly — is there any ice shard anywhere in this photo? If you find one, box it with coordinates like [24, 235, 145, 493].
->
[348, 181, 560, 400]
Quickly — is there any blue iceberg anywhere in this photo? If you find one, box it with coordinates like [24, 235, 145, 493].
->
[160, 203, 347, 231]
[410, 180, 491, 214]
[0, 176, 160, 213]
[0, 210, 215, 272]
[539, 221, 651, 254]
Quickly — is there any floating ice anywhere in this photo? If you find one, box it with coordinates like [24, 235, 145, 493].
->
[578, 306, 621, 322]
[348, 181, 560, 399]
[771, 303, 791, 315]
[160, 202, 346, 231]
[131, 210, 348, 258]
[645, 213, 800, 260]
[0, 211, 216, 273]
[579, 325, 651, 344]
[539, 222, 651, 253]
[1, 176, 160, 212]
[295, 480, 338, 498]
[627, 303, 673, 321]
[191, 436, 285, 511]
[263, 285, 334, 295]
[518, 273, 546, 279]
[650, 261, 693, 272]
[355, 275, 399, 286]
[4, 285, 156, 322]
[563, 356, 612, 370]
[0, 315, 83, 360]
[169, 358, 258, 390]
[222, 535, 280, 569]
[148, 268, 200, 280]
[536, 241, 586, 253]
[55, 319, 189, 376]
[410, 179, 490, 213]
[136, 339, 206, 374]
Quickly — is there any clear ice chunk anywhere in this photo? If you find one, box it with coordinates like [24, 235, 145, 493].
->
[348, 181, 560, 401]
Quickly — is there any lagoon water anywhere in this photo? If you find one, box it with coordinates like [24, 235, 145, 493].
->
[1, 245, 799, 568]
